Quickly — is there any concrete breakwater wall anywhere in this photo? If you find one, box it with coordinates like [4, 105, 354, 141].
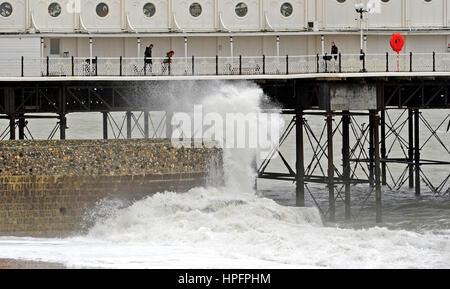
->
[0, 139, 222, 236]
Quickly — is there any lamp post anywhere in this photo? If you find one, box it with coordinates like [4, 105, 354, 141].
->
[355, 3, 368, 72]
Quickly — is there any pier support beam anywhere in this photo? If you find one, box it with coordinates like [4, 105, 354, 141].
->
[408, 109, 414, 188]
[59, 114, 67, 140]
[126, 111, 132, 139]
[414, 109, 421, 196]
[9, 115, 15, 140]
[296, 110, 305, 207]
[103, 112, 108, 140]
[166, 111, 173, 139]
[374, 112, 382, 223]
[327, 114, 335, 222]
[369, 111, 375, 187]
[18, 115, 25, 140]
[144, 111, 149, 139]
[342, 111, 351, 220]
[381, 110, 387, 185]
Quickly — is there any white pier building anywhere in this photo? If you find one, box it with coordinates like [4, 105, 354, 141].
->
[0, 0, 449, 77]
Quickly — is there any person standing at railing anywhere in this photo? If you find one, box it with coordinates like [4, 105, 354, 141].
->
[331, 42, 339, 72]
[163, 51, 174, 75]
[145, 44, 154, 75]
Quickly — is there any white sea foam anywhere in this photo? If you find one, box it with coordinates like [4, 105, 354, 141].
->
[0, 81, 449, 268]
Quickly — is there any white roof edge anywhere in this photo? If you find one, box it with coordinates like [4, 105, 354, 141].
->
[2, 29, 450, 38]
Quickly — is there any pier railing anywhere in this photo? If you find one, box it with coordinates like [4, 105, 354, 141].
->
[1, 52, 450, 77]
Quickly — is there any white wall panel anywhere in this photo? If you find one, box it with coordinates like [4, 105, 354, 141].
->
[266, 0, 306, 31]
[323, 0, 359, 29]
[126, 0, 170, 32]
[172, 0, 216, 31]
[93, 38, 124, 56]
[234, 36, 263, 55]
[31, 0, 75, 32]
[323, 35, 360, 54]
[409, 0, 445, 27]
[82, 0, 122, 32]
[188, 37, 217, 57]
[279, 35, 308, 55]
[404, 35, 446, 53]
[0, 37, 40, 76]
[219, 0, 261, 31]
[368, 0, 402, 28]
[0, 0, 26, 32]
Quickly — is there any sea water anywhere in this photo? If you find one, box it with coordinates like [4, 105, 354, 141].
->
[0, 81, 448, 268]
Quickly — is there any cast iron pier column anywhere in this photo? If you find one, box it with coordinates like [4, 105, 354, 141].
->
[408, 109, 414, 188]
[374, 112, 382, 223]
[18, 114, 25, 140]
[327, 114, 335, 222]
[9, 115, 15, 140]
[342, 111, 351, 220]
[103, 112, 108, 140]
[369, 111, 375, 187]
[144, 111, 149, 139]
[126, 111, 132, 139]
[296, 110, 305, 207]
[381, 110, 387, 185]
[414, 109, 421, 196]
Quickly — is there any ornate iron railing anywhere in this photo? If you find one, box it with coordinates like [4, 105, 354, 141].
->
[1, 52, 449, 77]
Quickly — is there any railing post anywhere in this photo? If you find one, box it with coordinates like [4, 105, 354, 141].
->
[120, 56, 122, 76]
[144, 56, 147, 76]
[316, 53, 319, 73]
[216, 55, 219, 75]
[239, 55, 242, 75]
[386, 52, 389, 72]
[95, 56, 98, 76]
[324, 53, 328, 73]
[263, 55, 266, 75]
[362, 52, 366, 72]
[410, 52, 413, 72]
[338, 53, 342, 73]
[286, 55, 289, 75]
[433, 51, 436, 72]
[46, 56, 49, 77]
[71, 56, 74, 76]
[192, 55, 195, 75]
[168, 56, 171, 75]
[21, 56, 24, 77]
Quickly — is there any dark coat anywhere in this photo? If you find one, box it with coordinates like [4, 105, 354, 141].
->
[331, 45, 338, 60]
[145, 47, 152, 64]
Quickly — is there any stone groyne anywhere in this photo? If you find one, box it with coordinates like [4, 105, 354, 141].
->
[0, 139, 222, 236]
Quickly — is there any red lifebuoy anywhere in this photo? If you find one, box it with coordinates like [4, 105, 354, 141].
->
[390, 33, 404, 54]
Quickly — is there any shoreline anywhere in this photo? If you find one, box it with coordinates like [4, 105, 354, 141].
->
[0, 258, 67, 269]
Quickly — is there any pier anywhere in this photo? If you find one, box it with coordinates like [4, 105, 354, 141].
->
[1, 53, 449, 223]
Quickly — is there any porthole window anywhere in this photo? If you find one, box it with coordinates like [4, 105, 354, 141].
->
[189, 2, 202, 17]
[48, 2, 62, 17]
[235, 2, 248, 17]
[96, 2, 109, 17]
[280, 2, 293, 17]
[143, 3, 156, 17]
[381, 0, 390, 2]
[336, 0, 346, 3]
[0, 2, 12, 17]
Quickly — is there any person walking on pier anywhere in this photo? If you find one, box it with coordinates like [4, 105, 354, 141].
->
[331, 42, 339, 72]
[144, 44, 154, 75]
[163, 50, 174, 75]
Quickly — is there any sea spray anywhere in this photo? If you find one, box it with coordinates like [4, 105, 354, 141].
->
[80, 81, 449, 268]
[0, 82, 449, 268]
